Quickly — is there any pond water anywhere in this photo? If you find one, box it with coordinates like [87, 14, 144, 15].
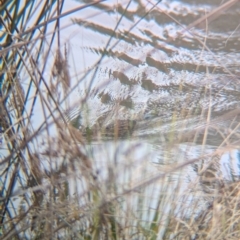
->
[61, 0, 240, 180]
[63, 0, 240, 143]
[54, 0, 240, 232]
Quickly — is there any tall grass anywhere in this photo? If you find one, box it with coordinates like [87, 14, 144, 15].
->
[0, 0, 240, 239]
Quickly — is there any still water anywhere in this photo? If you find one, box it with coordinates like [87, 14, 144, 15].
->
[56, 0, 240, 232]
[62, 0, 240, 181]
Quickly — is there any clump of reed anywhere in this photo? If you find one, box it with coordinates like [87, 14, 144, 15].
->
[1, 0, 240, 239]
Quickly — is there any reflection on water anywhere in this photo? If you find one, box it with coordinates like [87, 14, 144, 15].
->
[69, 0, 240, 147]
[65, 0, 240, 230]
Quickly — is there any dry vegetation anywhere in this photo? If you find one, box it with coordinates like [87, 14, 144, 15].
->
[0, 0, 240, 239]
